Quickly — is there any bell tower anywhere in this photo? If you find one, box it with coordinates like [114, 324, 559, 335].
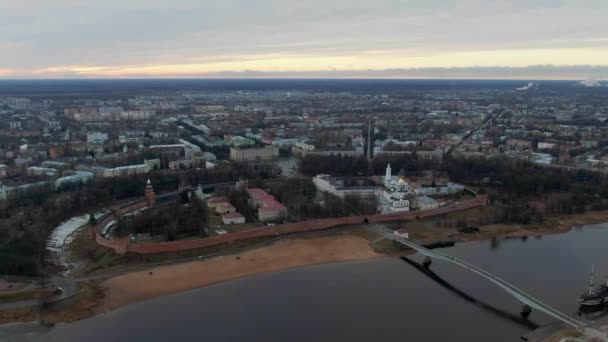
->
[385, 164, 392, 185]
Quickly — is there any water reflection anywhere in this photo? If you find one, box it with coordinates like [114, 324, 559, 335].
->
[400, 256, 539, 330]
[7, 224, 608, 342]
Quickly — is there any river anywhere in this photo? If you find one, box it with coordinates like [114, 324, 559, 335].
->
[6, 224, 608, 341]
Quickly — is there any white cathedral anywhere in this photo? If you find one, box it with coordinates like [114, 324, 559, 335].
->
[382, 164, 413, 212]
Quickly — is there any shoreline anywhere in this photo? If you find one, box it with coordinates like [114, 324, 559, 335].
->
[3, 209, 608, 327]
[455, 210, 608, 243]
[99, 234, 381, 312]
[86, 209, 608, 314]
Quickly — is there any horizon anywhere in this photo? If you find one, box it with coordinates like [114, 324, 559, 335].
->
[0, 77, 590, 81]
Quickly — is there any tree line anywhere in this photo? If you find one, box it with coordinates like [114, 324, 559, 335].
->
[266, 178, 376, 220]
[114, 195, 208, 241]
[298, 153, 440, 177]
[0, 161, 280, 276]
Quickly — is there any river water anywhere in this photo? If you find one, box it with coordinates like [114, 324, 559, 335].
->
[8, 224, 608, 341]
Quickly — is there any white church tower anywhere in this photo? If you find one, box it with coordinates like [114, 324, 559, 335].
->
[385, 164, 392, 185]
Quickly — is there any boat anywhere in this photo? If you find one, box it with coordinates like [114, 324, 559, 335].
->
[579, 265, 608, 309]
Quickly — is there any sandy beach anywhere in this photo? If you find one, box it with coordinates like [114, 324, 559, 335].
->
[99, 235, 380, 311]
[97, 210, 608, 313]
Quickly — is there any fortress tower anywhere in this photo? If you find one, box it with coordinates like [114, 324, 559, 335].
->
[145, 178, 156, 206]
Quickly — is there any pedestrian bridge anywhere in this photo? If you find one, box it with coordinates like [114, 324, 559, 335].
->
[370, 224, 587, 330]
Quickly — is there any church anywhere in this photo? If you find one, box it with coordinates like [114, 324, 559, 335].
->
[382, 164, 413, 212]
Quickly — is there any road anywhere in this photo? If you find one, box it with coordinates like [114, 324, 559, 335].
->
[0, 277, 78, 310]
[445, 109, 503, 157]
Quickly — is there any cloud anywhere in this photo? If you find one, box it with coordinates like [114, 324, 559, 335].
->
[1, 1, 608, 75]
[187, 65, 608, 80]
[12, 65, 608, 80]
[0, 69, 14, 77]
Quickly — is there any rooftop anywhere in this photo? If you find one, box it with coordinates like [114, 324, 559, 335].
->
[222, 212, 244, 219]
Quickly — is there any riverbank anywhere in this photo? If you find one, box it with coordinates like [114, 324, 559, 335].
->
[100, 234, 380, 311]
[4, 209, 608, 327]
[458, 209, 608, 242]
[98, 210, 608, 312]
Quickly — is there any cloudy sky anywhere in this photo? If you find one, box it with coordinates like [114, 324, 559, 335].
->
[1, 0, 608, 79]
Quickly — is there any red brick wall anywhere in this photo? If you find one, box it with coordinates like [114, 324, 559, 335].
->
[116, 200, 148, 215]
[126, 228, 276, 254]
[95, 232, 129, 254]
[95, 194, 487, 255]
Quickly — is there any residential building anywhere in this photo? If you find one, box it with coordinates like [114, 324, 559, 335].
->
[27, 166, 57, 177]
[54, 171, 94, 189]
[418, 196, 439, 210]
[230, 146, 279, 162]
[87, 132, 109, 144]
[168, 157, 205, 170]
[102, 164, 149, 178]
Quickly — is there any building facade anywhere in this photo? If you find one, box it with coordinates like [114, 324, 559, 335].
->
[247, 188, 287, 222]
[222, 212, 245, 224]
[313, 174, 378, 199]
[230, 146, 279, 162]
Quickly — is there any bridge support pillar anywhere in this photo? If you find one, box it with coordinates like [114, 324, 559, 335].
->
[520, 304, 532, 318]
[423, 256, 432, 269]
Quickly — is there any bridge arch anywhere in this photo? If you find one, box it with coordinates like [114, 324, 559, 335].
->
[370, 224, 586, 330]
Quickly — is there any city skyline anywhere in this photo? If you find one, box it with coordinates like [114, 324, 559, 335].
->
[2, 0, 608, 79]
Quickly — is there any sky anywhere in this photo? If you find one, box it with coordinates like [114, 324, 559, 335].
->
[1, 0, 608, 79]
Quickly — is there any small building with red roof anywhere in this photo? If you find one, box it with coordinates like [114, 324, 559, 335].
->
[222, 212, 245, 225]
[247, 188, 288, 222]
[207, 196, 236, 214]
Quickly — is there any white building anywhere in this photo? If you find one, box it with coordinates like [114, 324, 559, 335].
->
[313, 174, 379, 199]
[27, 166, 57, 177]
[87, 132, 109, 144]
[0, 181, 50, 201]
[119, 110, 155, 120]
[230, 146, 279, 162]
[54, 171, 93, 189]
[382, 164, 413, 212]
[41, 161, 68, 169]
[538, 142, 557, 150]
[394, 229, 409, 239]
[295, 141, 315, 151]
[222, 212, 245, 225]
[102, 164, 149, 178]
[418, 196, 439, 210]
[168, 157, 205, 170]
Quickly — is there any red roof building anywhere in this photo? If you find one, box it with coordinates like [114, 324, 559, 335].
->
[222, 212, 245, 224]
[247, 188, 287, 222]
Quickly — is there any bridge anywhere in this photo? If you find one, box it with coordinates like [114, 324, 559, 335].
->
[369, 224, 591, 332]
